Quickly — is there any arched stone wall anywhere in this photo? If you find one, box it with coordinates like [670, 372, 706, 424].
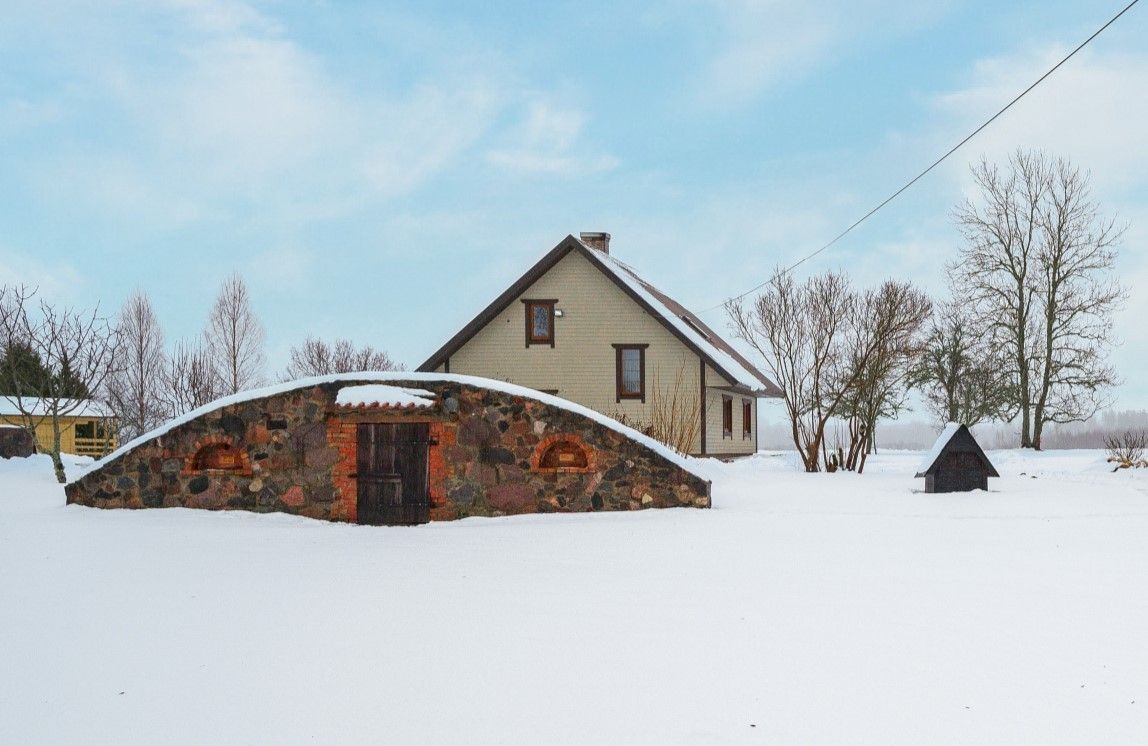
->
[65, 378, 711, 523]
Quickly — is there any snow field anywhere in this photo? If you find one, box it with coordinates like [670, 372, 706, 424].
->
[2, 450, 1146, 744]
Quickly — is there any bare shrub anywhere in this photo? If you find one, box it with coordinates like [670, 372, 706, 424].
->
[282, 337, 400, 380]
[610, 365, 700, 456]
[1105, 429, 1148, 470]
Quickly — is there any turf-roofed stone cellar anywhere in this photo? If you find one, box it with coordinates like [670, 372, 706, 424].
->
[65, 376, 711, 524]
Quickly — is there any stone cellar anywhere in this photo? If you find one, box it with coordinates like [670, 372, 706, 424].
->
[65, 375, 711, 525]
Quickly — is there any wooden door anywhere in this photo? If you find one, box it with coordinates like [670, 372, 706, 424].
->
[356, 423, 431, 525]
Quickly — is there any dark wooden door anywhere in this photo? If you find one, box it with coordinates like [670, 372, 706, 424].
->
[356, 423, 430, 525]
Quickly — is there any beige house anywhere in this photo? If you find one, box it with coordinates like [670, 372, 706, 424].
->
[419, 232, 781, 457]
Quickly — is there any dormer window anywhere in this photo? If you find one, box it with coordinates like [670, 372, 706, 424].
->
[523, 299, 556, 347]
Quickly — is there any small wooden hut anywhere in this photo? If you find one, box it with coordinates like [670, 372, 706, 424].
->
[915, 423, 999, 493]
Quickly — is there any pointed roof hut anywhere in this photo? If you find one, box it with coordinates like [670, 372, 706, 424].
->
[915, 423, 1000, 493]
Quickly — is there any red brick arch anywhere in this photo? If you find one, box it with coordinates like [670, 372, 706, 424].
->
[183, 434, 253, 476]
[531, 434, 596, 474]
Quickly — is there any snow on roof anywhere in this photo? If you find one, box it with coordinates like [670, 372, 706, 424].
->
[577, 240, 775, 393]
[915, 423, 963, 477]
[335, 385, 436, 409]
[70, 372, 709, 483]
[0, 397, 112, 419]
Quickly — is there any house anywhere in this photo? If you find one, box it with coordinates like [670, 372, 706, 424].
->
[418, 233, 781, 457]
[0, 397, 117, 457]
[915, 423, 999, 493]
[65, 373, 711, 524]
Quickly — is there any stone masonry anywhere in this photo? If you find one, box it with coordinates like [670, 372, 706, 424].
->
[65, 378, 711, 523]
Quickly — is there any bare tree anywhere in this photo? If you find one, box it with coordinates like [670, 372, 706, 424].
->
[910, 302, 1016, 427]
[839, 281, 932, 473]
[728, 271, 856, 472]
[1030, 157, 1125, 449]
[282, 336, 399, 380]
[105, 291, 167, 440]
[204, 273, 265, 395]
[0, 286, 119, 482]
[951, 150, 1125, 449]
[162, 339, 223, 416]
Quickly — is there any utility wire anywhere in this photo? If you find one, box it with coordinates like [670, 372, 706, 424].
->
[700, 0, 1140, 313]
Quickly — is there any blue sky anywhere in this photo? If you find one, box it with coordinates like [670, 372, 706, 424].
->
[1, 0, 1145, 410]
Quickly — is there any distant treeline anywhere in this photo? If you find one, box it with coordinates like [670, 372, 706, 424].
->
[756, 410, 1148, 452]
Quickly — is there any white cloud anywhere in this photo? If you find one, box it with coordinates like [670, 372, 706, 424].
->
[0, 249, 85, 304]
[931, 47, 1148, 192]
[692, 0, 952, 107]
[10, 0, 506, 228]
[486, 100, 619, 177]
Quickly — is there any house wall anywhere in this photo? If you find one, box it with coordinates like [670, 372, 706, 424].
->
[0, 414, 116, 457]
[702, 372, 757, 458]
[440, 250, 710, 454]
[65, 379, 711, 521]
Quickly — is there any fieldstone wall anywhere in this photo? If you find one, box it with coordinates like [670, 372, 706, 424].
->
[65, 378, 711, 523]
[0, 426, 35, 458]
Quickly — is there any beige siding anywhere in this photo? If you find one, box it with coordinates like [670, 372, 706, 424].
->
[701, 374, 757, 457]
[445, 250, 706, 453]
[697, 362, 753, 459]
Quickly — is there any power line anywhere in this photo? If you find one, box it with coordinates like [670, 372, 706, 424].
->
[700, 0, 1140, 313]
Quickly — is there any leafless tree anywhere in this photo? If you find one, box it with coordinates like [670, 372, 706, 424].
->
[910, 302, 1016, 427]
[105, 291, 167, 440]
[0, 286, 119, 482]
[281, 336, 400, 380]
[728, 271, 856, 472]
[839, 281, 932, 473]
[162, 339, 223, 416]
[1030, 157, 1125, 449]
[951, 150, 1125, 449]
[204, 273, 265, 395]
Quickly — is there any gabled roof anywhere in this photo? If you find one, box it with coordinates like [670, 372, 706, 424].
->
[0, 397, 112, 419]
[418, 235, 782, 396]
[915, 423, 1000, 478]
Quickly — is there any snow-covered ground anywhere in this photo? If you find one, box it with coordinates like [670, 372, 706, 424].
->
[2, 450, 1146, 744]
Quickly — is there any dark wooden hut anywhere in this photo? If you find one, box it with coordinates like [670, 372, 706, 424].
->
[915, 423, 999, 493]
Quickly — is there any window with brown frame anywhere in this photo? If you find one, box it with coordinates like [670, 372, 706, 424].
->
[722, 396, 733, 439]
[522, 299, 556, 346]
[742, 398, 753, 438]
[613, 344, 647, 402]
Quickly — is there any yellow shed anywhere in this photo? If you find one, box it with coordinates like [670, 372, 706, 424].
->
[0, 397, 118, 457]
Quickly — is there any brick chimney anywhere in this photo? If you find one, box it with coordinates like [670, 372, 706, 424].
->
[579, 231, 610, 254]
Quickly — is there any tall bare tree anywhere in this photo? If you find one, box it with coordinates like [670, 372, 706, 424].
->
[910, 302, 1016, 427]
[839, 281, 932, 472]
[951, 150, 1125, 449]
[728, 271, 856, 472]
[162, 339, 223, 417]
[1030, 157, 1125, 449]
[204, 273, 265, 395]
[0, 286, 119, 482]
[105, 291, 167, 440]
[282, 336, 399, 380]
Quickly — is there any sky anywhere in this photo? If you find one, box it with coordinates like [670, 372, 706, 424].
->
[1, 0, 1145, 411]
